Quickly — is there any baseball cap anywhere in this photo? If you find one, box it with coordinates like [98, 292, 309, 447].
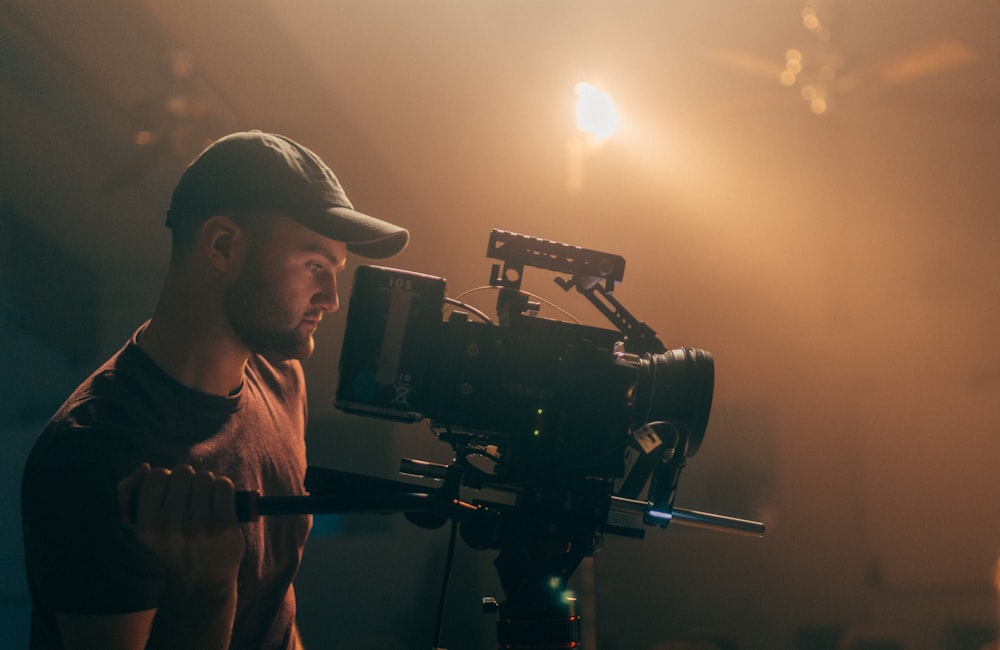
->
[166, 131, 409, 259]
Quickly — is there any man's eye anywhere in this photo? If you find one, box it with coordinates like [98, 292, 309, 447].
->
[307, 262, 325, 273]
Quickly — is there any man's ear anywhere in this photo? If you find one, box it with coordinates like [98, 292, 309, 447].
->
[200, 215, 247, 273]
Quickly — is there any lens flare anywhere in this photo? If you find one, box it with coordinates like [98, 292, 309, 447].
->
[574, 82, 620, 140]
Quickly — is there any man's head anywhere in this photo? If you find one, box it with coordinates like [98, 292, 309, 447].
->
[163, 131, 408, 360]
[166, 130, 409, 260]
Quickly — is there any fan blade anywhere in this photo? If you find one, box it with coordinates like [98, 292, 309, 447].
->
[705, 48, 785, 81]
[878, 39, 978, 86]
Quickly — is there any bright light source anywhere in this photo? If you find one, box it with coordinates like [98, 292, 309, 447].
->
[574, 82, 619, 140]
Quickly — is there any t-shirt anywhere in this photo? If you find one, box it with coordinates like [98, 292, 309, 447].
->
[21, 328, 312, 649]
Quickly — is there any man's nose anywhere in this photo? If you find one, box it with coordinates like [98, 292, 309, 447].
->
[314, 275, 339, 313]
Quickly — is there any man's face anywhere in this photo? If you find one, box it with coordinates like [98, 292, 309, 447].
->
[224, 214, 348, 361]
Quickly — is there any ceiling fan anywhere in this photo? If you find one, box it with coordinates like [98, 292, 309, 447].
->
[706, 3, 979, 115]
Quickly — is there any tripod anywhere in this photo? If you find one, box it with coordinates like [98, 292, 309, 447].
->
[460, 478, 609, 650]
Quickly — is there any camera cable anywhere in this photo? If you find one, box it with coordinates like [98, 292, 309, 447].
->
[431, 516, 461, 650]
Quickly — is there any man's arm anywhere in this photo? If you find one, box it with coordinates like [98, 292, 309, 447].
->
[56, 610, 156, 650]
[55, 464, 245, 650]
[56, 584, 237, 650]
[56, 587, 237, 650]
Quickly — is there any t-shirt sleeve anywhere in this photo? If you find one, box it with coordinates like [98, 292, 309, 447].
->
[22, 425, 165, 615]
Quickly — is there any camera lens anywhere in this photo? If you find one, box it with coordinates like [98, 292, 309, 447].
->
[631, 348, 714, 457]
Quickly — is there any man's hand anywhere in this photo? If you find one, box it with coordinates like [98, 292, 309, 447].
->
[118, 463, 246, 590]
[65, 464, 246, 650]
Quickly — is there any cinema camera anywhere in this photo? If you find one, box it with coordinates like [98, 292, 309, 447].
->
[336, 229, 716, 498]
[245, 230, 763, 649]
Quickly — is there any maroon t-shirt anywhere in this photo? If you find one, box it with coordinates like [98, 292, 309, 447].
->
[21, 329, 312, 649]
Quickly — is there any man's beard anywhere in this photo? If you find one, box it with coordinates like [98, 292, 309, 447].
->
[223, 256, 314, 362]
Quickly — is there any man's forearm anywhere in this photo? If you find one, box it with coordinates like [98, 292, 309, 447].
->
[146, 580, 238, 650]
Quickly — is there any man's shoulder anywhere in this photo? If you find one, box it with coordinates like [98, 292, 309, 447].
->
[49, 344, 155, 429]
[27, 342, 166, 469]
[22, 360, 149, 519]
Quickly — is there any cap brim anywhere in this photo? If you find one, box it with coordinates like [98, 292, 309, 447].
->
[301, 206, 409, 259]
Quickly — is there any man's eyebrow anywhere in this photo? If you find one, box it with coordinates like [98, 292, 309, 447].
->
[302, 243, 347, 269]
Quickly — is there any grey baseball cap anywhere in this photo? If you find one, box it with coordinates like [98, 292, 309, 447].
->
[166, 131, 409, 258]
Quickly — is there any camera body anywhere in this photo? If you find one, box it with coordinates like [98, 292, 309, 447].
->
[335, 231, 714, 493]
[336, 264, 640, 485]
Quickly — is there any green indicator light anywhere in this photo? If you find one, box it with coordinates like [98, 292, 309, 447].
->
[536, 408, 543, 415]
[533, 429, 541, 437]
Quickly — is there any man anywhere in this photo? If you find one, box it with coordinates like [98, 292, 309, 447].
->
[21, 131, 409, 649]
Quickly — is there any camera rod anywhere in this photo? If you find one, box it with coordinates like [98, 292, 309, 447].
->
[234, 475, 764, 539]
[235, 459, 765, 538]
[397, 458, 764, 537]
[610, 496, 766, 537]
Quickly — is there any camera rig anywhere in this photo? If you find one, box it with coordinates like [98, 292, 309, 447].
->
[241, 230, 764, 649]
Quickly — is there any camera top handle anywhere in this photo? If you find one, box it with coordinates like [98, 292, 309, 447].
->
[487, 229, 625, 293]
[486, 230, 664, 354]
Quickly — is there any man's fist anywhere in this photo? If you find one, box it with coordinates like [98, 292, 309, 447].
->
[118, 464, 246, 591]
